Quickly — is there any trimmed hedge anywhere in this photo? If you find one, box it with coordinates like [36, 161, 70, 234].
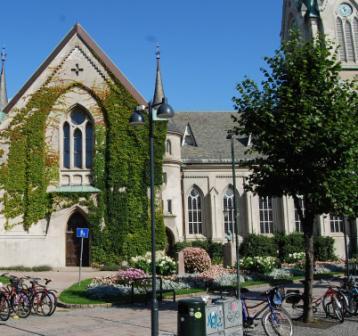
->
[239, 234, 277, 258]
[239, 233, 336, 262]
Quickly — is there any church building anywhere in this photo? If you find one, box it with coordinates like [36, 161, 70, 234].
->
[0, 0, 357, 267]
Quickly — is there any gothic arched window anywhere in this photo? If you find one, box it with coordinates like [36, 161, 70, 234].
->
[336, 3, 358, 63]
[62, 107, 94, 170]
[166, 139, 172, 155]
[188, 187, 203, 234]
[223, 187, 235, 235]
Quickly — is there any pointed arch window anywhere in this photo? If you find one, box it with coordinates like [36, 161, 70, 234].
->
[62, 107, 94, 170]
[166, 139, 172, 155]
[223, 187, 235, 235]
[188, 187, 203, 234]
[336, 5, 358, 63]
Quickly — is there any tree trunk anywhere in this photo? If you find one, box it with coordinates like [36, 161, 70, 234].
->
[303, 210, 315, 323]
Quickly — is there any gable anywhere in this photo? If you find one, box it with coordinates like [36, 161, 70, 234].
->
[4, 24, 146, 114]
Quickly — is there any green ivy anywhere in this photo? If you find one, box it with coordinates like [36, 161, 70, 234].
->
[0, 81, 167, 262]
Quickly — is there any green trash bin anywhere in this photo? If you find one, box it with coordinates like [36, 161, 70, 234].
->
[177, 298, 206, 336]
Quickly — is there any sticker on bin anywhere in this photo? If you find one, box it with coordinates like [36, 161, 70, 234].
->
[195, 312, 202, 319]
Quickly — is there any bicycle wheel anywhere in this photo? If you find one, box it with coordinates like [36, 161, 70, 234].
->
[32, 292, 53, 316]
[281, 293, 304, 320]
[11, 293, 31, 318]
[0, 295, 10, 321]
[323, 294, 344, 323]
[262, 308, 293, 336]
[46, 291, 57, 316]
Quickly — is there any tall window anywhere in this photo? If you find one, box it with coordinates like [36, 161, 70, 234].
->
[294, 197, 305, 233]
[223, 187, 235, 235]
[166, 140, 172, 155]
[188, 188, 203, 234]
[259, 196, 273, 234]
[336, 4, 358, 63]
[330, 215, 344, 233]
[62, 107, 93, 170]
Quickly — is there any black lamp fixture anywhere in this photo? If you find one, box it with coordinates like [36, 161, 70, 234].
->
[129, 96, 174, 336]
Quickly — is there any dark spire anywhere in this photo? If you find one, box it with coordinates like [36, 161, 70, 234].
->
[152, 43, 165, 106]
[0, 47, 8, 111]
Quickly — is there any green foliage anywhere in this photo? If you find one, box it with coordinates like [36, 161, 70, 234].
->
[0, 81, 168, 262]
[313, 236, 336, 261]
[232, 32, 357, 218]
[174, 239, 224, 264]
[239, 234, 277, 258]
[240, 256, 278, 274]
[274, 233, 304, 262]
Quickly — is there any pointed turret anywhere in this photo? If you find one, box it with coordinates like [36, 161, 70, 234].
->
[0, 48, 8, 112]
[152, 44, 165, 106]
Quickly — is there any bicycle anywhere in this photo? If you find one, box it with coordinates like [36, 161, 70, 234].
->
[0, 290, 11, 321]
[24, 276, 57, 316]
[0, 274, 31, 318]
[241, 286, 293, 336]
[282, 280, 344, 322]
[339, 276, 358, 316]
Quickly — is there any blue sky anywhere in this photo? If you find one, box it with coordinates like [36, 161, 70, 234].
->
[1, 0, 283, 111]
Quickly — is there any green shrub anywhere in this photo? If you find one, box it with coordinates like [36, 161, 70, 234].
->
[100, 263, 121, 271]
[314, 236, 336, 261]
[208, 241, 224, 264]
[239, 234, 277, 257]
[240, 256, 278, 274]
[274, 233, 304, 262]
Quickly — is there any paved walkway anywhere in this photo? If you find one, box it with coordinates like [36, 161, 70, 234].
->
[1, 302, 357, 336]
[1, 271, 357, 335]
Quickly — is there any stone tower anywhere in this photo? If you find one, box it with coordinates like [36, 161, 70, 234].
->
[281, 0, 358, 80]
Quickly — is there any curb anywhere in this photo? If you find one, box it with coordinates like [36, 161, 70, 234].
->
[57, 301, 113, 309]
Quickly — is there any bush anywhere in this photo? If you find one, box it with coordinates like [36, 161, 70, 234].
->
[314, 236, 336, 261]
[274, 233, 304, 262]
[182, 247, 211, 273]
[130, 251, 177, 275]
[239, 234, 277, 257]
[175, 240, 224, 264]
[240, 256, 278, 274]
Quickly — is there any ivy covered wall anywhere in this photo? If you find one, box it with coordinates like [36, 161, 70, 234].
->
[0, 81, 167, 264]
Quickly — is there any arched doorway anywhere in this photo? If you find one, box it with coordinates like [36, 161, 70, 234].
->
[66, 212, 89, 266]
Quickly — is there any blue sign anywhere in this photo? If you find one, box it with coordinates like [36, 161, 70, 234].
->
[76, 228, 89, 239]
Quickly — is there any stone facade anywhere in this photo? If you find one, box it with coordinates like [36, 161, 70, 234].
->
[0, 1, 356, 267]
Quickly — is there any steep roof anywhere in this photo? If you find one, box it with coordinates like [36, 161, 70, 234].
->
[171, 112, 256, 164]
[4, 24, 146, 113]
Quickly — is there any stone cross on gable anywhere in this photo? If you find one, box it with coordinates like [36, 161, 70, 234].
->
[71, 63, 84, 76]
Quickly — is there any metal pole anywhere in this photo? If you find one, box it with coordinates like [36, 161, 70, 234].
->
[230, 135, 240, 299]
[149, 103, 159, 336]
[79, 237, 83, 285]
[343, 217, 349, 276]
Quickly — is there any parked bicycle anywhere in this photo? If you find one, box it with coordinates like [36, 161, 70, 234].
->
[241, 286, 293, 336]
[339, 276, 358, 316]
[282, 279, 344, 322]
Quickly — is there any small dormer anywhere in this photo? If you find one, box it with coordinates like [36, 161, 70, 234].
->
[182, 123, 197, 147]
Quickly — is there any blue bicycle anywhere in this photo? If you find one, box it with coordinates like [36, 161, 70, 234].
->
[241, 287, 293, 336]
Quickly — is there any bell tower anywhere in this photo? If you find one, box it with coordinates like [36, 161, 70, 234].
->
[281, 0, 358, 80]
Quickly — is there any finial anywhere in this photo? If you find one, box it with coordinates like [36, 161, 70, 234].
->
[156, 43, 160, 60]
[1, 47, 6, 64]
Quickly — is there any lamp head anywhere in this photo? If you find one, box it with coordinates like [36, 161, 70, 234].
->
[129, 109, 145, 126]
[156, 97, 174, 119]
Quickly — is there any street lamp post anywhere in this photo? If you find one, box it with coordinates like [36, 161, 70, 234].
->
[129, 97, 174, 336]
[227, 132, 241, 300]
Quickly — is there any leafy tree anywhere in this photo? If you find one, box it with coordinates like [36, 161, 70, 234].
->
[232, 32, 357, 322]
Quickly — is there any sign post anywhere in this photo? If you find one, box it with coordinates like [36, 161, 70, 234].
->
[76, 228, 89, 285]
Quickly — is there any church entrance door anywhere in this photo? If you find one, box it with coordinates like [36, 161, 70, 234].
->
[66, 212, 90, 267]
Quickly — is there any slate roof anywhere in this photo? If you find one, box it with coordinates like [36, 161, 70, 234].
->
[170, 112, 257, 164]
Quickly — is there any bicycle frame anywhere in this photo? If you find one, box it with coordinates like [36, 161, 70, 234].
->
[242, 294, 277, 326]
